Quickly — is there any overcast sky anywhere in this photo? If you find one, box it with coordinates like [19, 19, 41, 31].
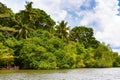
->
[0, 0, 120, 53]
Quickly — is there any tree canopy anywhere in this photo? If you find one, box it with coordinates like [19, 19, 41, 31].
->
[0, 2, 119, 70]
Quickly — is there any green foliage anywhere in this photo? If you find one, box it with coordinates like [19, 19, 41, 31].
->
[34, 52, 57, 69]
[113, 56, 120, 67]
[0, 2, 15, 27]
[15, 3, 55, 31]
[0, 42, 14, 67]
[0, 3, 16, 38]
[76, 43, 86, 55]
[70, 26, 99, 48]
[93, 44, 113, 67]
[113, 52, 120, 67]
[29, 29, 51, 39]
[83, 48, 95, 68]
[0, 2, 119, 69]
[0, 32, 5, 41]
[55, 20, 69, 42]
[48, 37, 65, 50]
[54, 49, 75, 69]
[4, 37, 18, 48]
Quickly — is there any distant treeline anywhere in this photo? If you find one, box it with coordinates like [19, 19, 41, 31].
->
[0, 2, 120, 69]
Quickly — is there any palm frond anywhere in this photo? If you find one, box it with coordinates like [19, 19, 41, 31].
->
[0, 27, 17, 32]
[0, 13, 10, 18]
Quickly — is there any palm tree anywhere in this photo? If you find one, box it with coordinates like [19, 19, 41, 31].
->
[55, 20, 69, 42]
[0, 26, 17, 37]
[25, 2, 34, 21]
[0, 13, 10, 18]
[15, 24, 33, 39]
[0, 17, 33, 39]
[15, 2, 36, 29]
[0, 3, 16, 37]
[13, 2, 35, 39]
[0, 13, 15, 37]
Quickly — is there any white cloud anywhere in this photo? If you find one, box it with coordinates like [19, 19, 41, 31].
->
[29, 0, 67, 21]
[27, 0, 84, 24]
[0, 0, 67, 21]
[0, 0, 26, 12]
[61, 0, 83, 10]
[79, 0, 120, 53]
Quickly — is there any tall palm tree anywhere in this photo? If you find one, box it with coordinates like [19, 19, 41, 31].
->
[15, 24, 33, 39]
[0, 23, 34, 39]
[13, 2, 35, 39]
[25, 2, 34, 21]
[55, 20, 69, 42]
[15, 2, 36, 29]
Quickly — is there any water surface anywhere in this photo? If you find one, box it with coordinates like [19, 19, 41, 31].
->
[0, 68, 120, 80]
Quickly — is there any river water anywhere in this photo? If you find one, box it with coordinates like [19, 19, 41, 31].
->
[0, 68, 120, 80]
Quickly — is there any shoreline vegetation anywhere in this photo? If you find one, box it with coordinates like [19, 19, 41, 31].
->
[0, 2, 120, 70]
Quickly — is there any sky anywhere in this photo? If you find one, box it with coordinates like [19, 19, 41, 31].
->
[0, 0, 120, 53]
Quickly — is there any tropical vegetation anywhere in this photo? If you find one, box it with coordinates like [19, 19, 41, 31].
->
[0, 2, 120, 69]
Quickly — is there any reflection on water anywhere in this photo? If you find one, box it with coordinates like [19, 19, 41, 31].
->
[0, 68, 120, 80]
